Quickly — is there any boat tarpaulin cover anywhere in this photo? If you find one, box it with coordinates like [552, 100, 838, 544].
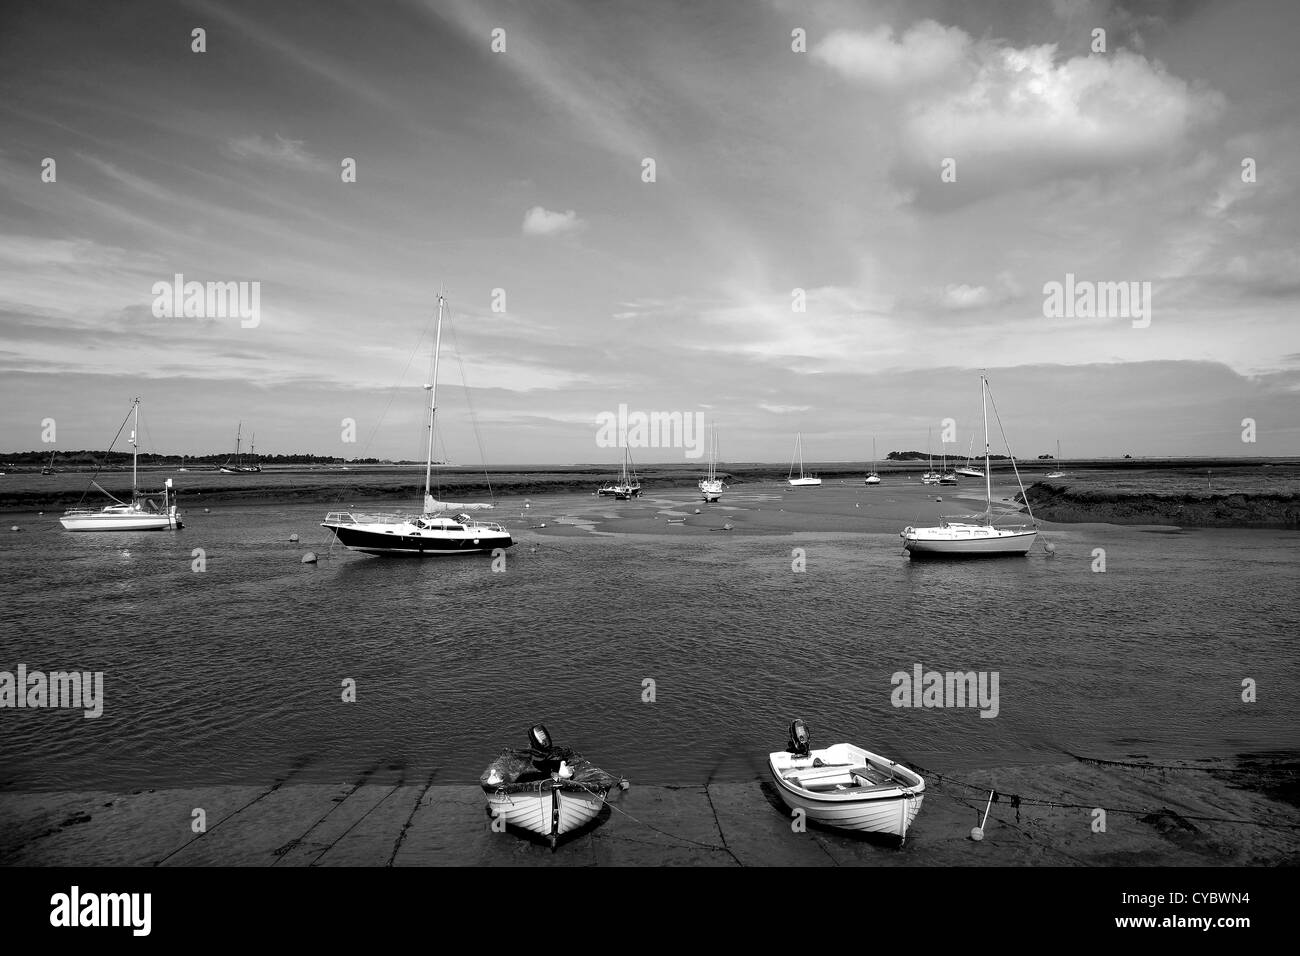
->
[424, 495, 493, 512]
[480, 749, 620, 794]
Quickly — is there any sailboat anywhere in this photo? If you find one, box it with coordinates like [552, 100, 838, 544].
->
[699, 426, 724, 501]
[219, 423, 261, 473]
[900, 373, 1037, 558]
[938, 443, 958, 485]
[40, 450, 57, 475]
[1045, 440, 1066, 479]
[864, 438, 880, 485]
[787, 433, 822, 487]
[321, 294, 513, 556]
[955, 436, 984, 478]
[60, 399, 183, 531]
[177, 455, 188, 473]
[612, 446, 641, 499]
[921, 428, 940, 484]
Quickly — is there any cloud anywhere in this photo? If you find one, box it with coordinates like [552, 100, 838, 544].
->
[227, 134, 329, 172]
[522, 206, 586, 237]
[814, 23, 1224, 176]
[760, 404, 813, 414]
[812, 21, 970, 88]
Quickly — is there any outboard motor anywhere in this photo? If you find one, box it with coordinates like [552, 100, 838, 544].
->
[528, 723, 553, 754]
[787, 719, 810, 756]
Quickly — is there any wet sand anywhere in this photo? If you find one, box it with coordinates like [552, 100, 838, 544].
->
[3, 754, 1295, 866]
[503, 478, 1041, 540]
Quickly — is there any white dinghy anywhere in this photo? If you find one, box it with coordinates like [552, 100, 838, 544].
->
[768, 720, 925, 840]
[481, 724, 625, 851]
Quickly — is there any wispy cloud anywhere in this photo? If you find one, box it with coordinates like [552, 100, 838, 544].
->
[226, 134, 330, 172]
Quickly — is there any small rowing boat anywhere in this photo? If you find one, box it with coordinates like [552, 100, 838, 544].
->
[481, 724, 624, 850]
[768, 719, 925, 840]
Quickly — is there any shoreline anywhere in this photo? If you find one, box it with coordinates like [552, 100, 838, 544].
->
[1021, 482, 1300, 529]
[3, 753, 1295, 866]
[5, 467, 1298, 530]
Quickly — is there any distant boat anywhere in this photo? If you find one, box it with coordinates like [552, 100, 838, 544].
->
[481, 724, 622, 851]
[1045, 440, 1066, 479]
[321, 293, 513, 556]
[177, 455, 188, 473]
[921, 427, 940, 484]
[938, 444, 959, 484]
[768, 720, 925, 840]
[787, 433, 822, 487]
[955, 436, 983, 478]
[60, 399, 183, 532]
[220, 423, 261, 473]
[596, 482, 618, 497]
[612, 445, 641, 499]
[40, 450, 57, 475]
[900, 373, 1037, 558]
[864, 438, 880, 485]
[699, 426, 724, 501]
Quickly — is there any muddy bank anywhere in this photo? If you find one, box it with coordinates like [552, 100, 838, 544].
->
[1020, 482, 1300, 529]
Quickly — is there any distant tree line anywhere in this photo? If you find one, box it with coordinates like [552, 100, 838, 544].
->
[0, 450, 388, 465]
[886, 450, 1009, 461]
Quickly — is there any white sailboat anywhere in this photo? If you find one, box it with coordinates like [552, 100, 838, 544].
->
[699, 426, 724, 501]
[321, 294, 513, 556]
[1045, 440, 1066, 479]
[60, 399, 183, 531]
[921, 427, 940, 484]
[955, 435, 984, 478]
[900, 373, 1038, 558]
[787, 433, 822, 487]
[864, 438, 880, 485]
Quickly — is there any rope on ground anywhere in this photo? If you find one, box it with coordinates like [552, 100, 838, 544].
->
[569, 780, 733, 854]
[910, 761, 1300, 831]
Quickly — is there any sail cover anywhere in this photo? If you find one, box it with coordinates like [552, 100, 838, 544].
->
[424, 494, 493, 513]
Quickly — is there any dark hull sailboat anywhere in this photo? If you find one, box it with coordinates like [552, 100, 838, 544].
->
[321, 293, 512, 558]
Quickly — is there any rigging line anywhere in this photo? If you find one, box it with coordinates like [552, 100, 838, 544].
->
[442, 301, 497, 505]
[72, 403, 135, 509]
[983, 382, 1036, 525]
[322, 319, 432, 516]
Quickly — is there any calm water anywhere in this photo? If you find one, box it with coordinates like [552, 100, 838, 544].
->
[1, 488, 1297, 791]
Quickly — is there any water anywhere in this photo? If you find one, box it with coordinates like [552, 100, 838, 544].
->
[1, 488, 1297, 791]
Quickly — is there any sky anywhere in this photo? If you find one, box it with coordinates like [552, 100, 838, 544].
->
[1, 0, 1297, 464]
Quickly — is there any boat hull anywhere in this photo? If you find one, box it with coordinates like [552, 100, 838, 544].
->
[902, 526, 1036, 557]
[61, 513, 181, 531]
[322, 522, 512, 556]
[768, 745, 925, 838]
[484, 785, 606, 842]
[787, 477, 822, 487]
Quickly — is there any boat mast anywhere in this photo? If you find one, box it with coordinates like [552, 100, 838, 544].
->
[235, 422, 241, 465]
[131, 398, 140, 497]
[798, 434, 804, 479]
[982, 374, 992, 518]
[423, 294, 445, 504]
